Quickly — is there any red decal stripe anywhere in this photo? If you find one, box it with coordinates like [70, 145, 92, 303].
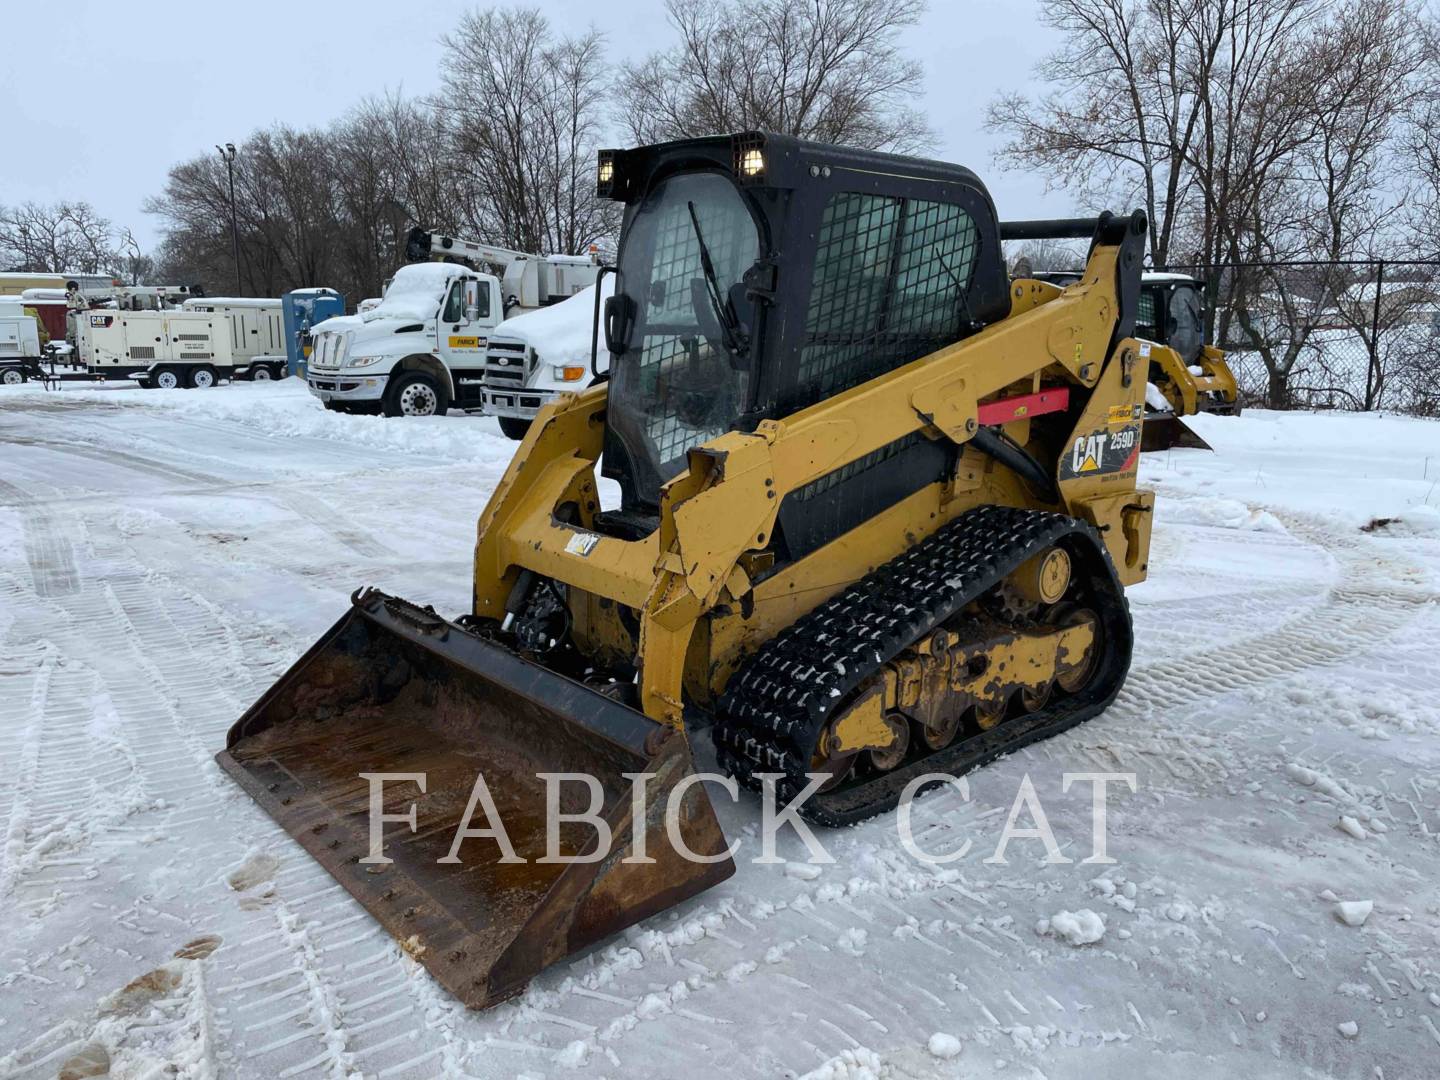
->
[977, 387, 1070, 427]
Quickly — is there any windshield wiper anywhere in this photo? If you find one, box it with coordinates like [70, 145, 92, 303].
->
[686, 201, 748, 358]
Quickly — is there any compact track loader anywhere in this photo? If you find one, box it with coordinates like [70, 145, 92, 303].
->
[219, 133, 1157, 1008]
[1134, 273, 1240, 450]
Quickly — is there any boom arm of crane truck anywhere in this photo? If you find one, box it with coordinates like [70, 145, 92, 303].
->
[406, 227, 601, 314]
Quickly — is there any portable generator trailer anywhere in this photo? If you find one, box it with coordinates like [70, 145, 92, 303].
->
[75, 309, 236, 387]
[219, 131, 1163, 1010]
[181, 297, 288, 381]
[0, 302, 44, 385]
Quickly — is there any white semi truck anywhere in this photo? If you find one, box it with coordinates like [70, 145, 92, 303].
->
[304, 229, 601, 417]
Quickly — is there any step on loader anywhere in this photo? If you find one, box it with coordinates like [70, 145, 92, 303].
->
[219, 132, 1159, 1008]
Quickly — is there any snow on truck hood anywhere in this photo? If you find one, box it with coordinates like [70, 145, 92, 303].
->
[491, 276, 615, 362]
[315, 264, 457, 337]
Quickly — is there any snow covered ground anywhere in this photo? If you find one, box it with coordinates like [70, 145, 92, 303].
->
[1, 381, 1438, 1079]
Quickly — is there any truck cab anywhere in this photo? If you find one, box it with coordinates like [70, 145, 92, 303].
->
[305, 263, 501, 416]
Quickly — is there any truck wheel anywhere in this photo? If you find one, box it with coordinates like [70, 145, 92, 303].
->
[1, 368, 25, 386]
[188, 365, 219, 389]
[384, 372, 448, 418]
[154, 368, 181, 390]
[498, 416, 532, 440]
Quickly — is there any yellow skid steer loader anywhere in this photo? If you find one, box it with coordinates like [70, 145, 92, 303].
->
[1135, 272, 1240, 450]
[219, 132, 1157, 1008]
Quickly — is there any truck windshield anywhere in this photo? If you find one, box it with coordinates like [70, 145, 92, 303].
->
[607, 171, 759, 500]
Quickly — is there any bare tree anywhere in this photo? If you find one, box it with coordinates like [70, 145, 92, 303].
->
[991, 0, 1429, 407]
[438, 8, 616, 256]
[117, 228, 154, 285]
[1005, 238, 1085, 275]
[0, 200, 120, 274]
[1403, 20, 1440, 259]
[618, 0, 931, 152]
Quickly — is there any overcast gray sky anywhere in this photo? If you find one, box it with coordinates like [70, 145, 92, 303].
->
[1, 0, 1071, 252]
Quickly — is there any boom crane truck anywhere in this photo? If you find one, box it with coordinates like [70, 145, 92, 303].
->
[304, 228, 599, 416]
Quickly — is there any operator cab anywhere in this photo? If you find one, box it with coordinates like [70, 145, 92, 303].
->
[1136, 274, 1205, 365]
[596, 132, 1012, 519]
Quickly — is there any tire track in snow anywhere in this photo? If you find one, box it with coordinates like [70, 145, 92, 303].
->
[0, 477, 81, 598]
[1070, 510, 1434, 788]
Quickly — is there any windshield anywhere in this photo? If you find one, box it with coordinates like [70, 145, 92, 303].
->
[1166, 284, 1204, 363]
[606, 171, 759, 503]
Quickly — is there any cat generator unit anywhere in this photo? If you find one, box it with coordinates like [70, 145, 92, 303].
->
[218, 133, 1156, 1009]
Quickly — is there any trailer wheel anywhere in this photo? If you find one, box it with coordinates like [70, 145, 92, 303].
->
[498, 416, 532, 440]
[188, 365, 218, 389]
[384, 372, 448, 418]
[251, 365, 274, 382]
[153, 368, 181, 390]
[1, 368, 25, 386]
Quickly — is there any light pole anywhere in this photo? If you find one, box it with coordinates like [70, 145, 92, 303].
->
[216, 142, 241, 295]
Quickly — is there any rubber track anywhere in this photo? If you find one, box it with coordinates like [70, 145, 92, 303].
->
[713, 504, 1134, 827]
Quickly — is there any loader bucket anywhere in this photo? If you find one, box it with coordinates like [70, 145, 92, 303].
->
[217, 588, 735, 1009]
[1141, 412, 1213, 453]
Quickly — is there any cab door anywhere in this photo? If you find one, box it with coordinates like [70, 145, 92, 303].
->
[439, 275, 498, 409]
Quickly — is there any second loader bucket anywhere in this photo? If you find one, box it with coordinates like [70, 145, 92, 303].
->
[1142, 412, 1213, 452]
[217, 588, 735, 1009]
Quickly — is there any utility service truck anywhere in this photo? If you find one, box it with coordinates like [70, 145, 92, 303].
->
[304, 229, 600, 416]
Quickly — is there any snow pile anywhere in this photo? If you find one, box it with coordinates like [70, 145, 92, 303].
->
[799, 1048, 889, 1079]
[491, 276, 615, 365]
[1037, 909, 1107, 946]
[927, 1032, 963, 1059]
[13, 380, 518, 465]
[1363, 506, 1440, 537]
[1334, 900, 1373, 927]
[1154, 495, 1286, 534]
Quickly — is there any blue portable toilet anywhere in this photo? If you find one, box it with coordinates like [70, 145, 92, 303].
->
[282, 288, 345, 377]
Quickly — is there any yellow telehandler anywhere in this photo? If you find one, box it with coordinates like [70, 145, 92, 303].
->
[219, 132, 1157, 1008]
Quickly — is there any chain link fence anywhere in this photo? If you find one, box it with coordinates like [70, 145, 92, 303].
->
[1157, 260, 1440, 416]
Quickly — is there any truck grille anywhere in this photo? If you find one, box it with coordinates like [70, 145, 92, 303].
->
[311, 333, 348, 369]
[483, 339, 530, 386]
